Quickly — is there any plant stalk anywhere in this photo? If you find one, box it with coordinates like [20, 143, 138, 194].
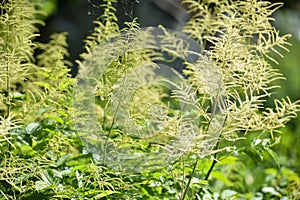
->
[5, 26, 11, 118]
[180, 156, 199, 200]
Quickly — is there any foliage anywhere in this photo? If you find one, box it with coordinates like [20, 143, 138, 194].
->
[0, 0, 300, 199]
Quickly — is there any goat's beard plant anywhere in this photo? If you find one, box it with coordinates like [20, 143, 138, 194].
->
[74, 0, 300, 197]
[1, 0, 300, 199]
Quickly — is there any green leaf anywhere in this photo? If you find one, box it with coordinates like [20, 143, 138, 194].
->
[35, 180, 51, 191]
[20, 144, 33, 152]
[243, 148, 264, 163]
[53, 194, 72, 199]
[221, 189, 237, 199]
[26, 122, 40, 134]
[44, 151, 58, 161]
[261, 187, 281, 196]
[34, 81, 52, 90]
[53, 169, 71, 178]
[11, 92, 25, 100]
[45, 114, 64, 124]
[219, 156, 238, 165]
[56, 109, 69, 117]
[251, 138, 262, 147]
[95, 191, 120, 198]
[211, 171, 233, 186]
[84, 190, 119, 198]
[40, 171, 55, 185]
[56, 153, 73, 166]
[265, 148, 280, 168]
[264, 168, 278, 176]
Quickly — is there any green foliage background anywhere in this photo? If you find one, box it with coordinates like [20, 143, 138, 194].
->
[0, 0, 300, 199]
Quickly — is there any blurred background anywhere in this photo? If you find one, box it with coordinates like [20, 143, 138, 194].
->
[36, 0, 300, 181]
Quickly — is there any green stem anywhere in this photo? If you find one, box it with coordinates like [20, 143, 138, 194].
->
[182, 96, 225, 199]
[180, 156, 199, 200]
[196, 112, 227, 197]
[102, 100, 120, 164]
[196, 125, 224, 197]
[6, 59, 10, 117]
[103, 75, 124, 164]
[193, 144, 219, 199]
[204, 142, 220, 181]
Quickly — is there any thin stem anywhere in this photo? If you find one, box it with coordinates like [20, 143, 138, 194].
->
[196, 111, 227, 197]
[182, 96, 225, 199]
[102, 99, 120, 164]
[180, 156, 199, 200]
[204, 141, 220, 181]
[6, 60, 10, 118]
[182, 158, 185, 190]
[103, 74, 126, 164]
[5, 26, 11, 118]
[193, 143, 219, 198]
